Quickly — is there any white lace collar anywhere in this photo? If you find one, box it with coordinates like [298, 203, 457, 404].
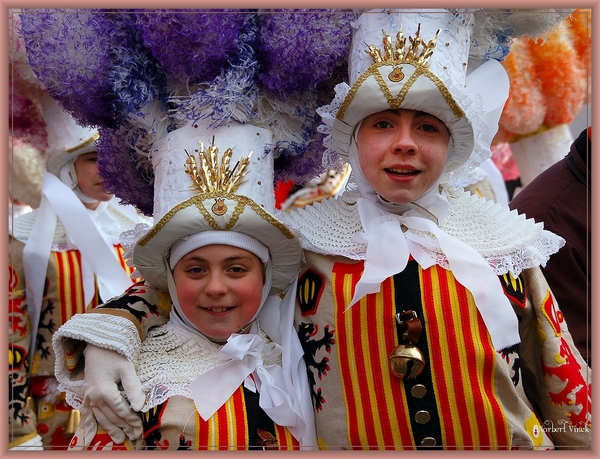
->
[278, 184, 564, 351]
[135, 322, 280, 412]
[279, 184, 564, 278]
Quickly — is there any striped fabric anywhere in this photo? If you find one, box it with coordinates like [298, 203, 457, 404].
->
[53, 250, 96, 318]
[52, 244, 133, 318]
[331, 259, 511, 449]
[76, 388, 300, 450]
[195, 388, 300, 450]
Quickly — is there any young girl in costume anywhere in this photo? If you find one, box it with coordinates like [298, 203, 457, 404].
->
[59, 121, 316, 450]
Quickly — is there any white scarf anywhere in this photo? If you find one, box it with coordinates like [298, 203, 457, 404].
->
[22, 172, 134, 361]
[346, 141, 520, 351]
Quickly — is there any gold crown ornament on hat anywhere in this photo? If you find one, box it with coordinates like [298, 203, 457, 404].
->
[184, 138, 252, 217]
[149, 121, 274, 221]
[365, 24, 440, 78]
[338, 24, 465, 122]
[185, 139, 251, 194]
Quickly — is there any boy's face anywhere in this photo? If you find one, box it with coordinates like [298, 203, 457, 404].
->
[172, 244, 264, 342]
[356, 109, 450, 205]
[74, 152, 114, 204]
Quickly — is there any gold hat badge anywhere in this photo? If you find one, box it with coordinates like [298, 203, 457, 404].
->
[184, 137, 252, 216]
[365, 24, 441, 82]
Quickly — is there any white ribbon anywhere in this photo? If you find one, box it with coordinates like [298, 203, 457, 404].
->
[22, 190, 57, 362]
[257, 282, 317, 448]
[22, 172, 133, 361]
[190, 333, 299, 429]
[93, 201, 120, 244]
[350, 197, 520, 351]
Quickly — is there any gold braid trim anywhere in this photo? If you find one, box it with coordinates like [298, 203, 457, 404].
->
[138, 194, 296, 246]
[509, 123, 555, 143]
[66, 132, 99, 153]
[337, 61, 465, 120]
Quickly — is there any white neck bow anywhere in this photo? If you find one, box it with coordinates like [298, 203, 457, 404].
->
[350, 196, 520, 351]
[190, 332, 302, 430]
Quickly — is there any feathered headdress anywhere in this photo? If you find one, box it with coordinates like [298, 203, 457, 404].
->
[497, 8, 590, 142]
[18, 9, 358, 216]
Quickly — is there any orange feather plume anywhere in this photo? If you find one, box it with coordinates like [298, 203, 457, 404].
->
[497, 9, 590, 143]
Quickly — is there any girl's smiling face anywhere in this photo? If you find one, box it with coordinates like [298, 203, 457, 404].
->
[172, 244, 264, 342]
[356, 109, 450, 205]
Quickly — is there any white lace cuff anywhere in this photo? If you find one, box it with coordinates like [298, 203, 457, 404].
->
[53, 313, 142, 394]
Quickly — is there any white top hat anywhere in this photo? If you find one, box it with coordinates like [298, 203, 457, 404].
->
[42, 93, 99, 177]
[319, 9, 510, 184]
[133, 119, 302, 295]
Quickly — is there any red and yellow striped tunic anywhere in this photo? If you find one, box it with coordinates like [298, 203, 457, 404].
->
[8, 238, 135, 449]
[70, 388, 300, 450]
[295, 251, 590, 450]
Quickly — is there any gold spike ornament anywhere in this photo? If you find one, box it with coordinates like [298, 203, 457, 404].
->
[184, 137, 252, 194]
[365, 23, 441, 68]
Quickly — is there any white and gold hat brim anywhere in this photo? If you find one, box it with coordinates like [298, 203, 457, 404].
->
[45, 131, 99, 176]
[133, 193, 302, 295]
[331, 60, 475, 173]
[41, 93, 99, 176]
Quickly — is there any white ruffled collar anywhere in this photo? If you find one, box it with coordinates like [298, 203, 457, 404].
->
[137, 320, 312, 445]
[279, 184, 564, 277]
[136, 321, 280, 412]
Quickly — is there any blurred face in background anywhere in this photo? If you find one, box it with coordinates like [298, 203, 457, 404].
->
[74, 152, 113, 208]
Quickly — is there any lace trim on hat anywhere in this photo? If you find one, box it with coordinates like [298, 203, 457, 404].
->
[135, 323, 281, 412]
[317, 82, 350, 171]
[120, 222, 152, 278]
[279, 185, 565, 277]
[317, 75, 491, 186]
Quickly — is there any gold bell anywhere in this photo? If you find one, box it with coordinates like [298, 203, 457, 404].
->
[389, 344, 426, 380]
[64, 409, 81, 435]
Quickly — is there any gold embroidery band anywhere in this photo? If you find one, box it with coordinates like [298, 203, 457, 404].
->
[66, 132, 100, 153]
[137, 193, 296, 246]
[338, 62, 465, 120]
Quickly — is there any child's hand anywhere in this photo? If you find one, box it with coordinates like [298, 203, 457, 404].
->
[82, 344, 145, 443]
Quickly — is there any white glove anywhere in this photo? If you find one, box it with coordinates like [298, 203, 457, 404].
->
[82, 344, 145, 444]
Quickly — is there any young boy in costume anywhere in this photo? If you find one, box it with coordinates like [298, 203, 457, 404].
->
[278, 10, 591, 449]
